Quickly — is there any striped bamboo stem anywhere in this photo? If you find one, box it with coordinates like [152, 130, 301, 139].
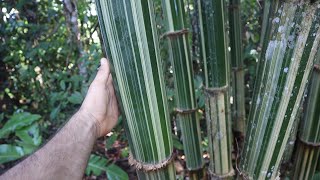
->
[256, 0, 280, 77]
[96, 1, 176, 179]
[229, 0, 246, 136]
[292, 49, 320, 180]
[281, 107, 301, 163]
[161, 0, 203, 173]
[258, 0, 277, 53]
[198, 0, 234, 178]
[240, 1, 320, 179]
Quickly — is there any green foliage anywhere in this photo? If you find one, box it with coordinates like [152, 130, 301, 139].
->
[172, 135, 184, 151]
[85, 154, 128, 180]
[194, 75, 205, 108]
[0, 112, 42, 163]
[0, 0, 101, 126]
[313, 172, 320, 180]
[105, 133, 118, 150]
[15, 123, 42, 154]
[67, 91, 84, 105]
[0, 112, 41, 138]
[0, 145, 25, 164]
[0, 0, 104, 169]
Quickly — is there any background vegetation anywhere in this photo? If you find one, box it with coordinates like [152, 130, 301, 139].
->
[1, 0, 318, 179]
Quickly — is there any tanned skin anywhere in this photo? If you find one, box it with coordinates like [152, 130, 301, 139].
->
[1, 58, 119, 180]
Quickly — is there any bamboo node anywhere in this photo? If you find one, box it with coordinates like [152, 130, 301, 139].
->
[128, 152, 175, 172]
[204, 85, 228, 96]
[228, 4, 240, 10]
[232, 67, 245, 72]
[208, 168, 235, 179]
[298, 137, 320, 147]
[314, 64, 320, 72]
[161, 29, 189, 39]
[236, 168, 250, 180]
[175, 107, 198, 114]
[187, 163, 205, 171]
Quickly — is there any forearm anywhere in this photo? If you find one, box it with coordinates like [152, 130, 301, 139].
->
[2, 111, 98, 180]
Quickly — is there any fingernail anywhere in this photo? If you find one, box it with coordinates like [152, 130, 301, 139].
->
[101, 58, 107, 65]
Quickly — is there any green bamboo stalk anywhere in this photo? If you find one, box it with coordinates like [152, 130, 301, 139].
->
[257, 0, 280, 59]
[292, 49, 320, 180]
[198, 0, 234, 178]
[161, 0, 203, 172]
[255, 0, 280, 84]
[240, 1, 320, 179]
[229, 0, 246, 136]
[281, 106, 301, 163]
[95, 1, 176, 179]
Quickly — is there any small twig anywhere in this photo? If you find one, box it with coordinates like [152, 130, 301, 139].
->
[257, 0, 262, 9]
[235, 138, 249, 180]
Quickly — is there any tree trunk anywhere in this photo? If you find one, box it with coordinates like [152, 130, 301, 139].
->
[63, 0, 87, 77]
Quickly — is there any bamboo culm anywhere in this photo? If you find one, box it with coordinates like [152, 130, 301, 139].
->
[240, 1, 320, 179]
[198, 0, 234, 178]
[96, 0, 176, 179]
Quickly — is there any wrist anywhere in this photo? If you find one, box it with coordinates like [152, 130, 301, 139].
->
[76, 108, 101, 139]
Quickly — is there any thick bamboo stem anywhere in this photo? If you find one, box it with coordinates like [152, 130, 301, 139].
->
[293, 50, 320, 180]
[162, 0, 203, 172]
[229, 0, 246, 136]
[198, 0, 234, 178]
[240, 1, 320, 179]
[96, 0, 176, 179]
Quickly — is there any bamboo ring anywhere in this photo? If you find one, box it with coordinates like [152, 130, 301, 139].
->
[128, 152, 176, 172]
[314, 64, 320, 72]
[204, 85, 228, 96]
[298, 137, 320, 147]
[228, 5, 240, 10]
[232, 67, 245, 72]
[161, 29, 189, 39]
[208, 168, 236, 179]
[175, 107, 198, 114]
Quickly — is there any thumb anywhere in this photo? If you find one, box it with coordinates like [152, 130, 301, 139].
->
[93, 58, 111, 84]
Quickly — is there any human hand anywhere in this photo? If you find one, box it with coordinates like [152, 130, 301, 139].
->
[80, 58, 119, 137]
